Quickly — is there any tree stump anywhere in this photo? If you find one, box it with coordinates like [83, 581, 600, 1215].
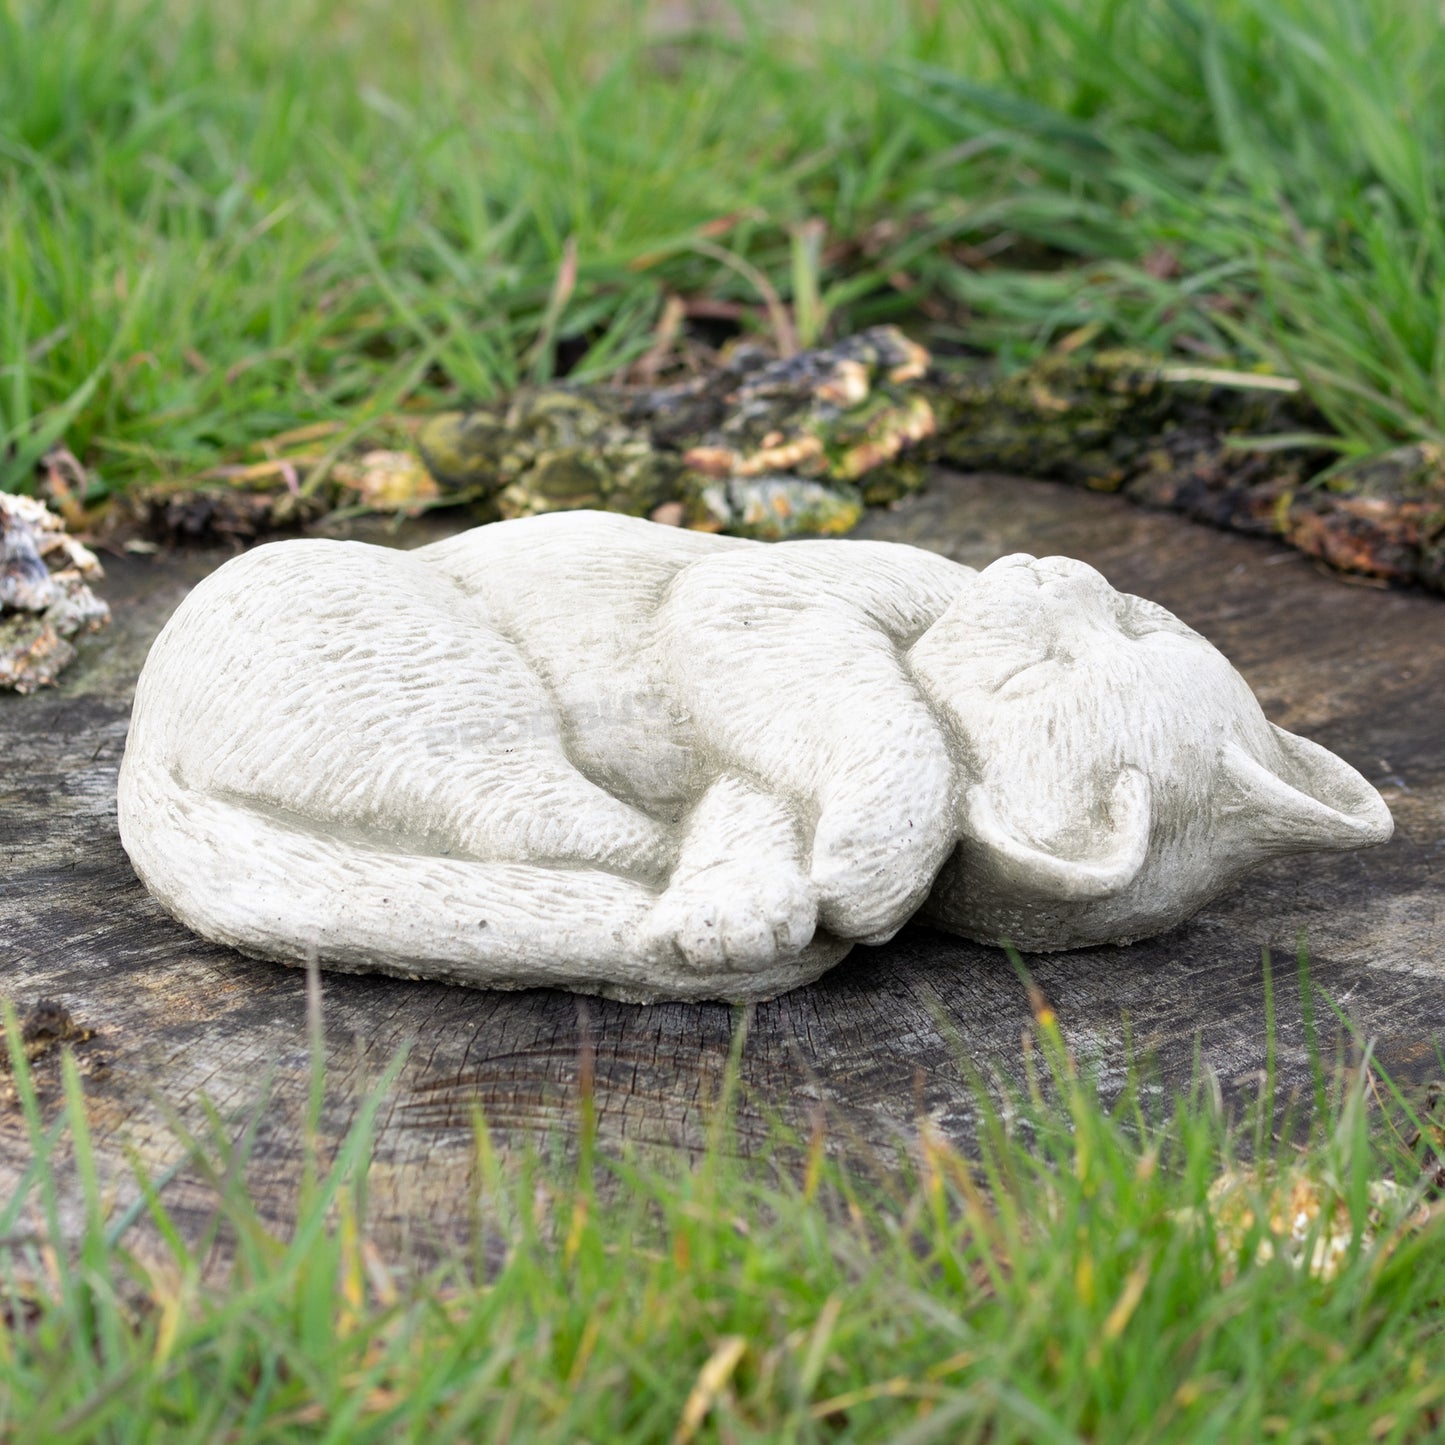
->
[3, 470, 1442, 1264]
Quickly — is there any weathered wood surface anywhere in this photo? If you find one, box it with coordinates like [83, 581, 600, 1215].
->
[3, 470, 1442, 1262]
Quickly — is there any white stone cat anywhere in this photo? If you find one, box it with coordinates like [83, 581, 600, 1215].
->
[117, 511, 1392, 1003]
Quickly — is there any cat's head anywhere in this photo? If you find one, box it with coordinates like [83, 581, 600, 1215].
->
[907, 553, 1392, 951]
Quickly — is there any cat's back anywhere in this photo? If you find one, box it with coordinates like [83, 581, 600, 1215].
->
[127, 537, 513, 789]
[418, 510, 745, 628]
[136, 537, 444, 705]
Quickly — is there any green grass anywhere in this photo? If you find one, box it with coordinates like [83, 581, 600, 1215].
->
[5, 5, 1445, 1433]
[3, 962, 1443, 1444]
[5, 0, 1445, 500]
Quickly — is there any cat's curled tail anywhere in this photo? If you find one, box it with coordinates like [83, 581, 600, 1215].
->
[117, 757, 847, 1005]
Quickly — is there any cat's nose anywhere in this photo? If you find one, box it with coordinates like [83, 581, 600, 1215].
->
[979, 555, 1115, 622]
[1028, 557, 1119, 625]
[1031, 555, 1106, 585]
[981, 553, 1040, 578]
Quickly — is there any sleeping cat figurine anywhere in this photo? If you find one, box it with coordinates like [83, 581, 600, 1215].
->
[117, 510, 1392, 1003]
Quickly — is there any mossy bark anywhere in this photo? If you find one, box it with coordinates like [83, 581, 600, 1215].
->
[106, 331, 1445, 593]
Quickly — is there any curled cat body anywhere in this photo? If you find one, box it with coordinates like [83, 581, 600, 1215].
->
[117, 511, 1393, 1003]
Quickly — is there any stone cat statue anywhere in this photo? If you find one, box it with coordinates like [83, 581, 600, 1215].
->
[117, 511, 1392, 1003]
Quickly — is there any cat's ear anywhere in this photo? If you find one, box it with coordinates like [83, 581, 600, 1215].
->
[1220, 726, 1393, 852]
[963, 767, 1152, 900]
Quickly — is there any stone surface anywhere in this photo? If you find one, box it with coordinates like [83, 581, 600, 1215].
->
[2, 470, 1442, 1263]
[117, 509, 1388, 1001]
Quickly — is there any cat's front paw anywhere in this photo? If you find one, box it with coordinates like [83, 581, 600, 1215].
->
[810, 800, 951, 941]
[640, 864, 818, 972]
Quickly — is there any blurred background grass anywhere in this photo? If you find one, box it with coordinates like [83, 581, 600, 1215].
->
[4, 0, 1445, 494]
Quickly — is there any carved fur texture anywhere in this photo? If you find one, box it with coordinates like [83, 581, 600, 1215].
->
[117, 512, 1393, 1002]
